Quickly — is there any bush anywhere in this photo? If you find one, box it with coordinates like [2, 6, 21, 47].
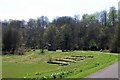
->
[95, 62, 100, 66]
[59, 74, 64, 78]
[80, 70, 82, 72]
[47, 57, 52, 63]
[90, 45, 98, 51]
[41, 76, 47, 80]
[52, 74, 57, 79]
[14, 47, 26, 55]
[35, 72, 39, 75]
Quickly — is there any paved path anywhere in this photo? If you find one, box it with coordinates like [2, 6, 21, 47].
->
[87, 61, 119, 78]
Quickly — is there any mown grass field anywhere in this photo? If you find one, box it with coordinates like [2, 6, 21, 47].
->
[2, 50, 119, 78]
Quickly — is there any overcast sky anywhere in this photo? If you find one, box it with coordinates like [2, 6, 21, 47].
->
[0, 0, 119, 21]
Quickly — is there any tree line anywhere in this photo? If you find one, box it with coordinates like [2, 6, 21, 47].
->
[2, 6, 120, 54]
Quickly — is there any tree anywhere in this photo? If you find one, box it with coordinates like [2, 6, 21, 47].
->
[74, 14, 80, 23]
[26, 18, 46, 53]
[27, 19, 37, 28]
[110, 23, 120, 53]
[52, 16, 75, 27]
[44, 25, 57, 51]
[100, 10, 107, 26]
[2, 22, 21, 54]
[52, 16, 76, 51]
[37, 16, 49, 28]
[108, 7, 117, 26]
[26, 19, 37, 48]
[60, 25, 73, 51]
[2, 6, 120, 54]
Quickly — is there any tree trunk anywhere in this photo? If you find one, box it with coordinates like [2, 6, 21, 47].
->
[41, 48, 44, 53]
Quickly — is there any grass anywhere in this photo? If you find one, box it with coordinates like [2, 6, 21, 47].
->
[2, 50, 119, 78]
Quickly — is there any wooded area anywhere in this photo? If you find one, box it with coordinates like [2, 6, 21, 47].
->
[1, 6, 120, 54]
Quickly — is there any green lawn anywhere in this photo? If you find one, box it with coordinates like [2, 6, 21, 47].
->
[2, 50, 119, 78]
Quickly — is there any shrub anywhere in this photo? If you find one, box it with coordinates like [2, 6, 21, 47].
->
[52, 74, 57, 79]
[41, 76, 47, 80]
[59, 75, 62, 78]
[47, 57, 52, 63]
[14, 47, 26, 55]
[35, 72, 39, 75]
[95, 62, 100, 66]
[80, 70, 83, 72]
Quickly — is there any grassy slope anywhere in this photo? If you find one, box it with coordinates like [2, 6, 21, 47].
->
[2, 50, 119, 78]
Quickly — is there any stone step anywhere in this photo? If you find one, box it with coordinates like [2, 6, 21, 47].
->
[47, 55, 94, 66]
[72, 55, 94, 58]
[56, 59, 76, 63]
[47, 61, 69, 65]
[72, 55, 84, 57]
[65, 57, 77, 60]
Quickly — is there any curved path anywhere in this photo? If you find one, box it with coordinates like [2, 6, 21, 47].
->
[87, 61, 120, 78]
